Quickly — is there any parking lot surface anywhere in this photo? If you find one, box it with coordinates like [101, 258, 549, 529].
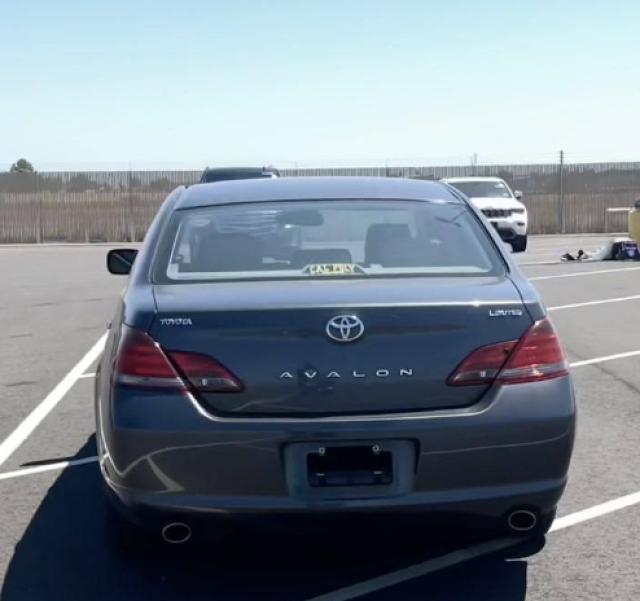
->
[2, 235, 640, 600]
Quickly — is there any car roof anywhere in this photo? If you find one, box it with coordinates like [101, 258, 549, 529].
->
[177, 177, 462, 210]
[200, 166, 279, 182]
[442, 176, 506, 183]
[202, 166, 276, 175]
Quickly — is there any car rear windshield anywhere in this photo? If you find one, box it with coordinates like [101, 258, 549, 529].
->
[155, 199, 504, 282]
[449, 181, 512, 199]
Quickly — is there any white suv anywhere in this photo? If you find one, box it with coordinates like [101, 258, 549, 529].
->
[441, 177, 528, 252]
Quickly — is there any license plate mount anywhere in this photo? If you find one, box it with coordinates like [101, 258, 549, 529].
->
[284, 440, 416, 499]
[307, 445, 393, 487]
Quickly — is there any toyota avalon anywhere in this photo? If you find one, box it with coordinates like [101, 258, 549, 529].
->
[96, 176, 575, 545]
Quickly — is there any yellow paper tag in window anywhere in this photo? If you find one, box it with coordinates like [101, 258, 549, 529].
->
[308, 263, 357, 275]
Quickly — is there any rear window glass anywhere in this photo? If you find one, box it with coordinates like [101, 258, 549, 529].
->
[156, 199, 503, 282]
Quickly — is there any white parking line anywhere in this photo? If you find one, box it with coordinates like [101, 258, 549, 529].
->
[518, 260, 561, 266]
[550, 490, 640, 532]
[570, 350, 640, 368]
[0, 456, 98, 481]
[0, 334, 106, 469]
[305, 538, 517, 601]
[548, 294, 640, 312]
[305, 490, 640, 601]
[530, 266, 640, 281]
[78, 372, 96, 379]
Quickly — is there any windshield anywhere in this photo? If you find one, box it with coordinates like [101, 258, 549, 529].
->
[155, 199, 503, 282]
[449, 181, 513, 199]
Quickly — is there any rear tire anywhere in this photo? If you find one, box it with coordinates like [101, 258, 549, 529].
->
[511, 234, 528, 253]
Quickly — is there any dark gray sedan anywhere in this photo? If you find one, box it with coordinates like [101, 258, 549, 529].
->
[96, 177, 575, 545]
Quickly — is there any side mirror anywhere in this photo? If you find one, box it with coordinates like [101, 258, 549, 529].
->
[107, 248, 138, 275]
[514, 190, 523, 200]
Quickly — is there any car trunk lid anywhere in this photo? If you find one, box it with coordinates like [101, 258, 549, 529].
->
[150, 276, 532, 417]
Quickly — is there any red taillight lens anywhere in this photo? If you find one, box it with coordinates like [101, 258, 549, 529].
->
[448, 317, 568, 387]
[114, 326, 243, 393]
[447, 340, 518, 386]
[167, 351, 244, 393]
[496, 318, 568, 384]
[114, 326, 184, 389]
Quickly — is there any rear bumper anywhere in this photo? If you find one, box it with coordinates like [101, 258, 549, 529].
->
[99, 376, 575, 524]
[109, 476, 568, 530]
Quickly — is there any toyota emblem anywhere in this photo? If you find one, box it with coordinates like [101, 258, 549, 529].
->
[326, 315, 365, 343]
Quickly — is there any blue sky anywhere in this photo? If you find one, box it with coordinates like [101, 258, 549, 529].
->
[1, 0, 639, 169]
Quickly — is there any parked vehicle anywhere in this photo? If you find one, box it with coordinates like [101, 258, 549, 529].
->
[97, 176, 574, 545]
[199, 166, 280, 183]
[441, 177, 528, 252]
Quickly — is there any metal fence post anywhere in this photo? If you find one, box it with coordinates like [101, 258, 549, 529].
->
[127, 169, 135, 242]
[471, 153, 478, 176]
[35, 173, 43, 243]
[559, 150, 566, 234]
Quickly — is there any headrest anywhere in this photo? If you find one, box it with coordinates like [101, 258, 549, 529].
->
[365, 224, 413, 266]
[193, 233, 261, 272]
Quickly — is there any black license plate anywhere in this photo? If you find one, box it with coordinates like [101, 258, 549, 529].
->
[307, 445, 393, 487]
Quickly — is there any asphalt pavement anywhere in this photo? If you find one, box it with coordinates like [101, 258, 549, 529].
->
[1, 236, 640, 600]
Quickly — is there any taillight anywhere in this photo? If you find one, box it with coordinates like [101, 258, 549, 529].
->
[114, 325, 243, 393]
[447, 340, 518, 386]
[496, 318, 568, 384]
[167, 351, 243, 393]
[448, 317, 568, 386]
[114, 326, 184, 389]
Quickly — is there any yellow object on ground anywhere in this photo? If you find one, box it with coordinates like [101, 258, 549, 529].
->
[629, 202, 640, 243]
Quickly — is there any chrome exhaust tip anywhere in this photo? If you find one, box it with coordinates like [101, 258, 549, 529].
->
[507, 509, 538, 532]
[161, 522, 192, 544]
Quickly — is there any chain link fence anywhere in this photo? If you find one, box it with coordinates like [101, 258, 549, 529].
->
[1, 162, 639, 243]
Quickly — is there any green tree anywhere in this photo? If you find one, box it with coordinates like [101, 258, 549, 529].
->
[9, 158, 35, 173]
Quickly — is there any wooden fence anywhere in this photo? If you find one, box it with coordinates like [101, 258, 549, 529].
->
[0, 191, 168, 243]
[1, 163, 639, 242]
[526, 191, 637, 234]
